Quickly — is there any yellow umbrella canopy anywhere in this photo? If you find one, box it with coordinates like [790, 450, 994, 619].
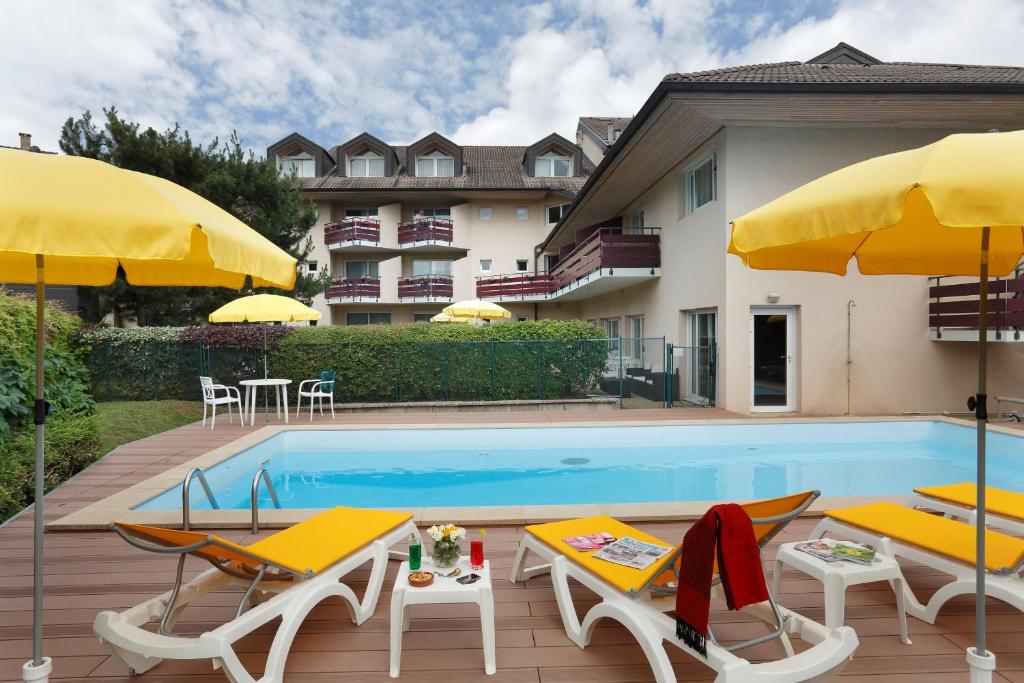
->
[209, 294, 320, 323]
[443, 299, 512, 320]
[0, 148, 297, 288]
[0, 148, 296, 681]
[728, 130, 1024, 277]
[728, 130, 1024, 680]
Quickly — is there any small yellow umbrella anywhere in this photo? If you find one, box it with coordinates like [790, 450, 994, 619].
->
[209, 293, 320, 323]
[0, 148, 296, 682]
[430, 312, 470, 323]
[443, 299, 512, 321]
[728, 130, 1024, 681]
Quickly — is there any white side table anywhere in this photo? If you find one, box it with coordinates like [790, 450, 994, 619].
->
[239, 378, 291, 426]
[390, 557, 495, 678]
[773, 540, 911, 644]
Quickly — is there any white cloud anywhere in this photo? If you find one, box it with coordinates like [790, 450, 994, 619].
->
[2, 0, 1022, 155]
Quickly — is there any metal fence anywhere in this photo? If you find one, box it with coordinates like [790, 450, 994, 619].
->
[84, 337, 716, 409]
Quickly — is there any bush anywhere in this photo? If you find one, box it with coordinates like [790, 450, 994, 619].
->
[0, 290, 93, 438]
[269, 320, 608, 402]
[0, 413, 103, 522]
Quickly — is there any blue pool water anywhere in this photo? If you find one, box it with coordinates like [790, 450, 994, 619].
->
[134, 421, 1024, 511]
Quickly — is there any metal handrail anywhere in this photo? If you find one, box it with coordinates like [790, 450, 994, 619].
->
[251, 468, 281, 534]
[182, 468, 219, 531]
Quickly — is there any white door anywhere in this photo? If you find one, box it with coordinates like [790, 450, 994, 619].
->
[750, 307, 797, 412]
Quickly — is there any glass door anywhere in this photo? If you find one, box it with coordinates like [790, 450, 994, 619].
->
[687, 310, 716, 402]
[750, 307, 796, 412]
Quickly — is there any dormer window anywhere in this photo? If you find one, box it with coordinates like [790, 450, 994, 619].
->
[349, 151, 384, 177]
[535, 150, 570, 177]
[278, 151, 315, 177]
[416, 150, 455, 177]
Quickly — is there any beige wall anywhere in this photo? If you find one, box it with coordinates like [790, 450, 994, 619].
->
[578, 130, 605, 166]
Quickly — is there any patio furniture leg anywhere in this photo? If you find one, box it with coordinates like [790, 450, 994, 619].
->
[309, 391, 314, 421]
[283, 386, 289, 424]
[295, 390, 302, 417]
[226, 397, 232, 424]
[211, 402, 216, 429]
[202, 401, 207, 427]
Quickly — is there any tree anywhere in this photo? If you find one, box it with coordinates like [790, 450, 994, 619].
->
[59, 108, 321, 325]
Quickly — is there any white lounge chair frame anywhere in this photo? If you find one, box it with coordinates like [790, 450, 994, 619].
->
[813, 516, 1024, 624]
[910, 492, 1024, 536]
[200, 376, 242, 429]
[94, 520, 420, 683]
[511, 532, 858, 682]
[295, 376, 336, 421]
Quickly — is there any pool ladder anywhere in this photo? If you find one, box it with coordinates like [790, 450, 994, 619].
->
[180, 467, 281, 534]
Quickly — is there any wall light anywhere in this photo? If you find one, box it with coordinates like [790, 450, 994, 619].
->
[766, 292, 780, 304]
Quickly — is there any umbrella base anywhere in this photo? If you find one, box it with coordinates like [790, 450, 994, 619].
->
[21, 657, 51, 682]
[967, 647, 996, 682]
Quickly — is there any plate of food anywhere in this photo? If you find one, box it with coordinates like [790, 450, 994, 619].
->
[408, 571, 435, 588]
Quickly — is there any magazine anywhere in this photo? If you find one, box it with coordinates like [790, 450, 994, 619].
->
[794, 539, 876, 565]
[563, 532, 617, 551]
[593, 536, 673, 570]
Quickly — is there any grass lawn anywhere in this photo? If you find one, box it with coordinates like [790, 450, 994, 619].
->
[95, 400, 204, 455]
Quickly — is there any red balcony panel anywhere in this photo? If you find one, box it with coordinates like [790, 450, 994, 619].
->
[929, 272, 1024, 331]
[398, 218, 454, 245]
[476, 274, 555, 299]
[326, 276, 381, 299]
[398, 275, 454, 299]
[549, 229, 660, 289]
[324, 217, 381, 245]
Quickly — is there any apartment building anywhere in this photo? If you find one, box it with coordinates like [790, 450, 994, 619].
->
[267, 131, 590, 325]
[475, 43, 1024, 415]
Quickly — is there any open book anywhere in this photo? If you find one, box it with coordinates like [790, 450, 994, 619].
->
[594, 537, 673, 570]
[795, 539, 876, 565]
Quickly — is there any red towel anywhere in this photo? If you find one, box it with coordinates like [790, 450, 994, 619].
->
[674, 504, 770, 657]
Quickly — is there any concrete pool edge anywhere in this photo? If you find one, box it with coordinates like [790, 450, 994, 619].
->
[47, 414, 1016, 531]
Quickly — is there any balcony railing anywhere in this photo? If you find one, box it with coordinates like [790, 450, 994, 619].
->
[398, 217, 454, 245]
[398, 274, 454, 300]
[475, 228, 660, 300]
[930, 268, 1024, 340]
[326, 276, 381, 300]
[324, 217, 381, 247]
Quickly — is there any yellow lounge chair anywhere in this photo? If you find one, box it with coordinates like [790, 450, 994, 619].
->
[511, 491, 859, 683]
[94, 506, 419, 682]
[814, 502, 1024, 626]
[912, 482, 1024, 535]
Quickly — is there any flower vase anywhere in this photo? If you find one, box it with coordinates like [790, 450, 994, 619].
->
[431, 539, 461, 568]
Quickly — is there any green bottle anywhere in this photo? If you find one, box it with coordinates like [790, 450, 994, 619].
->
[408, 534, 422, 570]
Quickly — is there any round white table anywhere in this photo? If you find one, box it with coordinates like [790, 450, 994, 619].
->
[238, 379, 292, 426]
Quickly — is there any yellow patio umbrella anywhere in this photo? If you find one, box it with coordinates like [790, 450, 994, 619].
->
[728, 129, 1024, 682]
[443, 299, 512, 321]
[0, 148, 296, 683]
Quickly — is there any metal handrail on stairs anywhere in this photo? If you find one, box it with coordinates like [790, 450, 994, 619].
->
[251, 468, 282, 534]
[182, 468, 219, 531]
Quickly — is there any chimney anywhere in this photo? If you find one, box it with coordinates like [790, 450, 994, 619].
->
[19, 132, 31, 151]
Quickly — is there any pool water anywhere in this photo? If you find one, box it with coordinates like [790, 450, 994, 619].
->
[134, 421, 1024, 511]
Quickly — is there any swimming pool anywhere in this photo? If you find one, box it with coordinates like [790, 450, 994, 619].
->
[135, 421, 1023, 511]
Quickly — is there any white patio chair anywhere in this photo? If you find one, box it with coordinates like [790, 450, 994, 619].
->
[296, 371, 336, 421]
[199, 376, 242, 429]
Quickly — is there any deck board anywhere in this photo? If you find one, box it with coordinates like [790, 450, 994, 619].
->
[1, 408, 1021, 681]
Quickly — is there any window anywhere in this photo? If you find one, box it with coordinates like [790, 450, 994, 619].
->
[415, 150, 454, 177]
[345, 260, 379, 279]
[686, 154, 717, 214]
[628, 210, 645, 232]
[546, 203, 569, 226]
[347, 312, 391, 325]
[603, 318, 621, 352]
[278, 152, 314, 177]
[305, 261, 318, 274]
[515, 259, 529, 273]
[479, 259, 492, 274]
[412, 207, 451, 221]
[479, 206, 492, 220]
[628, 315, 644, 360]
[544, 254, 559, 272]
[687, 309, 717, 401]
[349, 151, 384, 177]
[517, 316, 529, 322]
[411, 259, 452, 276]
[515, 206, 528, 220]
[412, 313, 434, 323]
[535, 150, 570, 177]
[344, 207, 379, 220]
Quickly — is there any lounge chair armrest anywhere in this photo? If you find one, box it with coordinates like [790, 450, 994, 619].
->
[298, 379, 321, 392]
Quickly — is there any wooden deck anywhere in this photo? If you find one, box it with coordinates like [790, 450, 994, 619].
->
[1, 408, 1022, 682]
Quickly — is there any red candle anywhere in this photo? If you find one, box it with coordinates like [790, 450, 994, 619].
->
[470, 538, 484, 570]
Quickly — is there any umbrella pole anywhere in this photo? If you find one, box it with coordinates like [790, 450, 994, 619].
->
[23, 254, 52, 682]
[263, 325, 268, 423]
[967, 226, 996, 682]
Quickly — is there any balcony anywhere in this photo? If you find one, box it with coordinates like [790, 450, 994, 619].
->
[324, 218, 394, 254]
[398, 274, 454, 302]
[475, 228, 661, 302]
[397, 217, 464, 254]
[325, 276, 381, 304]
[930, 270, 1024, 342]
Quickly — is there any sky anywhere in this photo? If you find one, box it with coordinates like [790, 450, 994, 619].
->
[3, 0, 1024, 155]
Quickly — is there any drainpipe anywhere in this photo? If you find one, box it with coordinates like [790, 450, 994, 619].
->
[846, 300, 856, 415]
